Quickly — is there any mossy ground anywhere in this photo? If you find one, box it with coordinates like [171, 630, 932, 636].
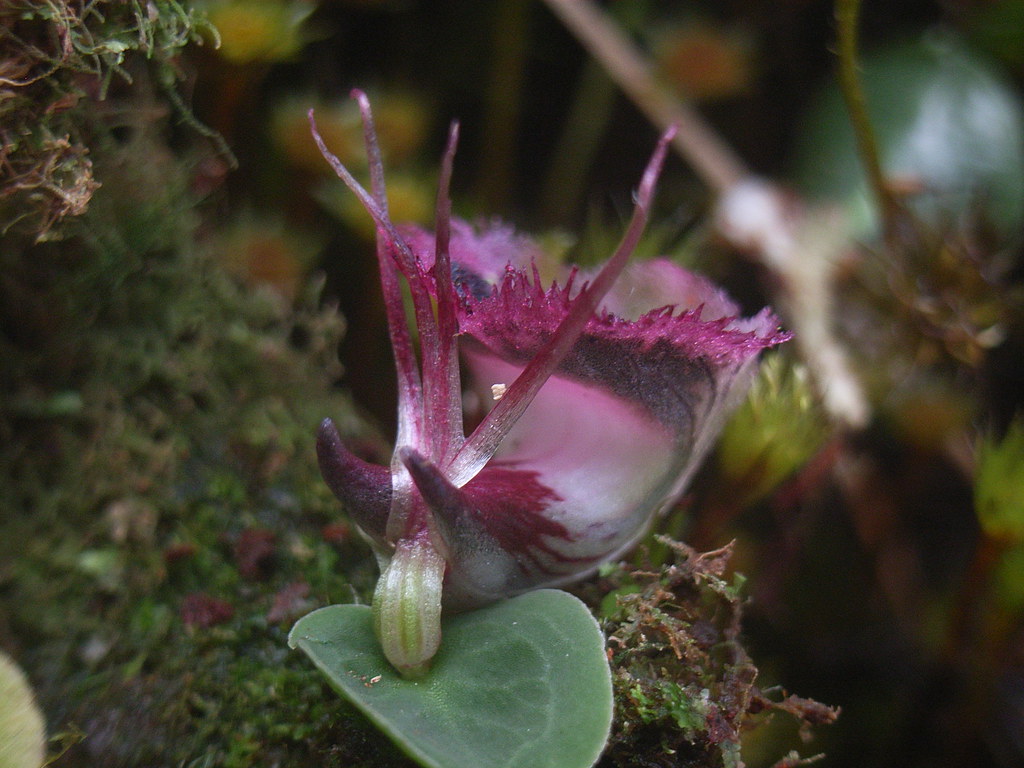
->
[0, 27, 407, 757]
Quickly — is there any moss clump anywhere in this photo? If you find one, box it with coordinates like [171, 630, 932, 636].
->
[717, 354, 828, 510]
[0, 1, 217, 242]
[592, 538, 838, 768]
[0, 42, 401, 761]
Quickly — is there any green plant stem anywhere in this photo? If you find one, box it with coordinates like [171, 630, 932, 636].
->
[834, 0, 898, 242]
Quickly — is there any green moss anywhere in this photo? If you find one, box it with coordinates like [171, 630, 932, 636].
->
[717, 354, 828, 509]
[0, 35, 399, 762]
[975, 418, 1024, 542]
[0, 1, 216, 242]
[592, 538, 837, 768]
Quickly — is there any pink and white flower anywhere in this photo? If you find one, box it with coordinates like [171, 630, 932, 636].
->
[313, 92, 788, 674]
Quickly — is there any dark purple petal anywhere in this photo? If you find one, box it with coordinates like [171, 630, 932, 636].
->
[401, 448, 609, 609]
[312, 95, 468, 546]
[316, 418, 392, 545]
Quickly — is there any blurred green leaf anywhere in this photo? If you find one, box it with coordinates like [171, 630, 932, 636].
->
[976, 418, 1024, 542]
[793, 32, 1024, 243]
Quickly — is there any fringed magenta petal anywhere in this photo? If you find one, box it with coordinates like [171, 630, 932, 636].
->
[316, 99, 787, 620]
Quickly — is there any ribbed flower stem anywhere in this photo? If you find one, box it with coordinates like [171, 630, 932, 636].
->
[372, 536, 446, 678]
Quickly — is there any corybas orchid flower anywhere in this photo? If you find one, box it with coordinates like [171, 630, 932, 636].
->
[313, 92, 789, 677]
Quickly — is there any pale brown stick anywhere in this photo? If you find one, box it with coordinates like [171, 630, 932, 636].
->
[543, 0, 746, 194]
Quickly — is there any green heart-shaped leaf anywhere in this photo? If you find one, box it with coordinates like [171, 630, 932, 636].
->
[289, 589, 612, 768]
